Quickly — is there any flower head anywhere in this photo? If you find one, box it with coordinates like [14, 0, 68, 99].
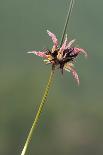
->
[28, 30, 87, 85]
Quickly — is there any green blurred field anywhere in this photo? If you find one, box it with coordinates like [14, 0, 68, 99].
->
[0, 0, 103, 155]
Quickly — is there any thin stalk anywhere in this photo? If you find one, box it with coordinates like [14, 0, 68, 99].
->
[60, 0, 75, 47]
[21, 70, 54, 155]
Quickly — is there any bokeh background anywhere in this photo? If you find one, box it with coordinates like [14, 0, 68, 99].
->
[0, 0, 103, 155]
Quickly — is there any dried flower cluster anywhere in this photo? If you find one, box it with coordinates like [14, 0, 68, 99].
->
[28, 30, 87, 85]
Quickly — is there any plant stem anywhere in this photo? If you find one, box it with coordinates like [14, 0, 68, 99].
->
[21, 70, 54, 155]
[60, 0, 75, 47]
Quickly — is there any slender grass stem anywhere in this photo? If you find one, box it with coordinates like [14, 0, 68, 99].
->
[60, 0, 75, 47]
[21, 70, 54, 155]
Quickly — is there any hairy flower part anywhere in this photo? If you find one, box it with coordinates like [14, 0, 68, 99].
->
[74, 47, 87, 58]
[64, 63, 79, 85]
[28, 51, 47, 58]
[66, 39, 75, 48]
[60, 34, 68, 52]
[28, 30, 87, 85]
[47, 30, 58, 52]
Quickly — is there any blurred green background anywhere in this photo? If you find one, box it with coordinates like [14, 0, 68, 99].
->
[0, 0, 103, 155]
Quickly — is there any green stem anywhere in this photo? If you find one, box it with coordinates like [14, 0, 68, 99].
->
[21, 70, 54, 155]
[60, 0, 75, 47]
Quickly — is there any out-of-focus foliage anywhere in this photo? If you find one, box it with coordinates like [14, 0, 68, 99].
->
[0, 0, 103, 155]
